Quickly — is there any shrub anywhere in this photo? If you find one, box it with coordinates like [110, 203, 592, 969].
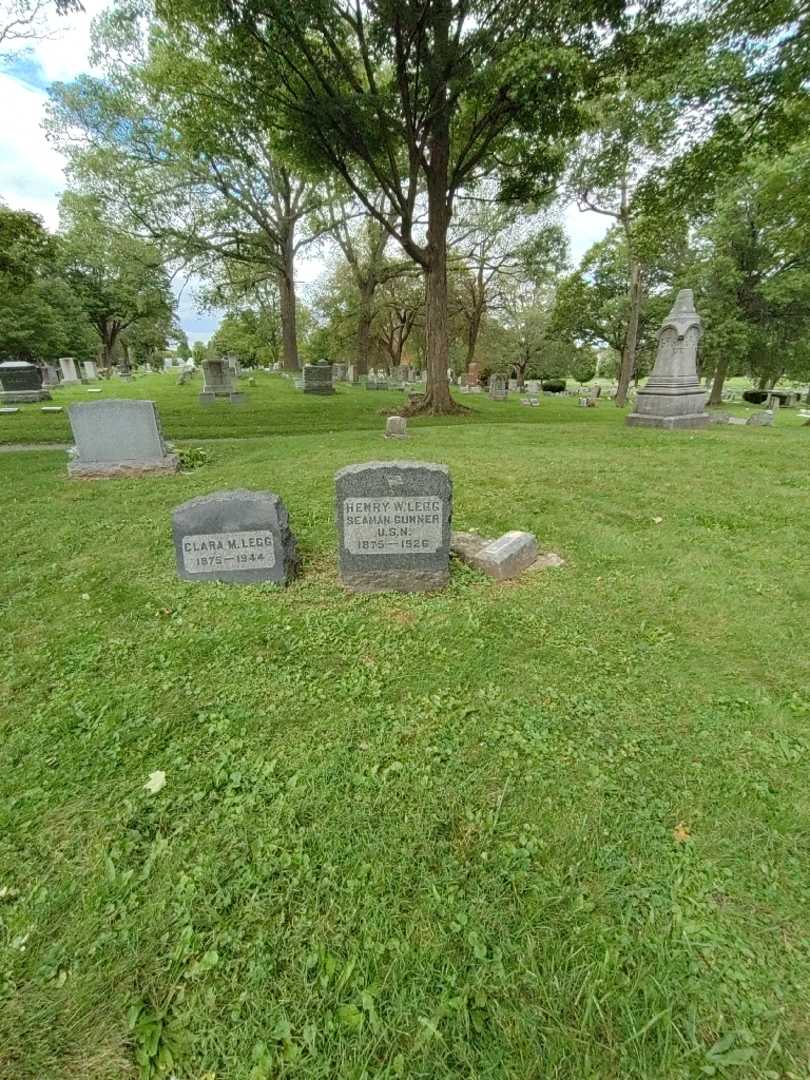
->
[542, 379, 567, 393]
[742, 390, 768, 404]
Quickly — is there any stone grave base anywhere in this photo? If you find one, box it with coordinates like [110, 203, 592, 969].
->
[1, 390, 51, 404]
[68, 454, 180, 479]
[452, 530, 540, 580]
[341, 568, 449, 593]
[626, 412, 710, 429]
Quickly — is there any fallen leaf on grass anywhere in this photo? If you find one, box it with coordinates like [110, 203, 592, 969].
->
[652, 516, 664, 525]
[673, 821, 690, 843]
[144, 770, 166, 795]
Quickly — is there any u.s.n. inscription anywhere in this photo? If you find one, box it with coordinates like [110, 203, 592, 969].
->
[182, 530, 276, 573]
[342, 497, 443, 554]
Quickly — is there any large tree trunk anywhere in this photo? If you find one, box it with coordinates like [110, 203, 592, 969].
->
[277, 234, 299, 371]
[708, 354, 729, 406]
[615, 257, 642, 407]
[357, 283, 374, 375]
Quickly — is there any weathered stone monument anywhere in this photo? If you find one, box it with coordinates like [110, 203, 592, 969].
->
[42, 364, 60, 387]
[627, 290, 710, 429]
[335, 461, 452, 592]
[172, 490, 298, 585]
[0, 361, 51, 403]
[59, 357, 81, 385]
[385, 416, 408, 439]
[489, 373, 507, 401]
[67, 400, 179, 478]
[303, 362, 335, 395]
[347, 364, 358, 384]
[199, 359, 243, 404]
[82, 361, 98, 381]
[467, 361, 481, 388]
[746, 410, 774, 427]
[333, 362, 347, 382]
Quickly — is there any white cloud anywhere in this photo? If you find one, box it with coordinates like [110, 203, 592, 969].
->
[564, 202, 613, 265]
[0, 72, 66, 228]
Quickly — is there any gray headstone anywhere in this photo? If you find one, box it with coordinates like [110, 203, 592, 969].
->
[0, 360, 51, 403]
[489, 374, 507, 401]
[746, 410, 774, 427]
[200, 359, 236, 402]
[385, 416, 407, 439]
[172, 489, 298, 586]
[627, 290, 710, 429]
[451, 530, 539, 580]
[59, 357, 81, 384]
[67, 399, 179, 478]
[303, 363, 335, 395]
[82, 361, 98, 380]
[335, 461, 452, 592]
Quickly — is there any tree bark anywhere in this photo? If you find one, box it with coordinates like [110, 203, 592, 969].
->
[277, 257, 299, 371]
[708, 354, 729, 405]
[357, 283, 374, 375]
[615, 257, 642, 407]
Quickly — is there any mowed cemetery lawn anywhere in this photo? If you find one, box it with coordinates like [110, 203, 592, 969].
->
[2, 370, 808, 446]
[2, 398, 810, 1079]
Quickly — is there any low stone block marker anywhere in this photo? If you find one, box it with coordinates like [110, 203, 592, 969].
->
[385, 416, 407, 439]
[41, 406, 64, 413]
[335, 460, 452, 592]
[67, 400, 179, 478]
[173, 490, 298, 585]
[0, 407, 20, 415]
[451, 530, 563, 580]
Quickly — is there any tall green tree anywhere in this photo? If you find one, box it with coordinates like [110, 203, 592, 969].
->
[156, 0, 639, 414]
[59, 193, 176, 371]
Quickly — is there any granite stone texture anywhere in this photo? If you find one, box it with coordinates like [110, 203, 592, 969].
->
[451, 530, 539, 580]
[172, 489, 298, 585]
[489, 374, 507, 401]
[303, 363, 335, 395]
[627, 290, 710, 429]
[335, 460, 452, 592]
[0, 361, 51, 403]
[385, 416, 408, 439]
[59, 357, 81, 384]
[67, 400, 179, 478]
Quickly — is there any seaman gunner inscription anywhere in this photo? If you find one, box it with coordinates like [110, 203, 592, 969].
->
[342, 497, 443, 554]
[182, 530, 276, 573]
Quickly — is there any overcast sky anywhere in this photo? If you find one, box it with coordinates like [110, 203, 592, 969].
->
[0, 3, 611, 343]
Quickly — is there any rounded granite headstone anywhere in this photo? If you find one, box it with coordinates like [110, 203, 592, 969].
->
[335, 461, 452, 592]
[172, 489, 298, 586]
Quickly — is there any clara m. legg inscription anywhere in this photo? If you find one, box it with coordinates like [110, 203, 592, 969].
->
[343, 496, 444, 554]
[181, 530, 277, 573]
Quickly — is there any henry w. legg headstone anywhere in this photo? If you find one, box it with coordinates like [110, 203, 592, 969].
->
[335, 461, 452, 592]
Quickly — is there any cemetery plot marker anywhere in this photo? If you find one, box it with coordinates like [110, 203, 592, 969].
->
[172, 490, 298, 585]
[335, 461, 452, 592]
[67, 400, 179, 478]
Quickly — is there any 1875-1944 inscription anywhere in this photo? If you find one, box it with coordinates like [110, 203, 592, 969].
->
[172, 490, 298, 586]
[335, 461, 452, 592]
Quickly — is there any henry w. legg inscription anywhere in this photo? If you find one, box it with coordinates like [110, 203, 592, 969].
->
[172, 490, 298, 585]
[335, 461, 452, 591]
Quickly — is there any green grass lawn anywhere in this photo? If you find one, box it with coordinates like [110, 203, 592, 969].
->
[2, 371, 808, 447]
[2, 403, 809, 1079]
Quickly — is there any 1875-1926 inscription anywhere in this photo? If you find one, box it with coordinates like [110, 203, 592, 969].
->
[335, 461, 452, 592]
[342, 497, 443, 554]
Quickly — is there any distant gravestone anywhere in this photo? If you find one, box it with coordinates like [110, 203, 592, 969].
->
[59, 357, 81, 384]
[747, 410, 774, 427]
[627, 290, 710, 429]
[42, 364, 60, 387]
[766, 393, 781, 413]
[335, 461, 452, 592]
[0, 361, 51, 403]
[82, 361, 98, 381]
[508, 378, 518, 392]
[467, 361, 481, 387]
[489, 373, 507, 401]
[347, 364, 358, 384]
[526, 380, 540, 395]
[67, 400, 179, 478]
[385, 416, 407, 439]
[200, 359, 242, 404]
[172, 490, 298, 585]
[303, 363, 335, 395]
[163, 357, 173, 371]
[333, 362, 347, 382]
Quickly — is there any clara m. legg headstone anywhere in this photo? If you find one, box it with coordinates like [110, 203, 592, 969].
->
[172, 490, 298, 585]
[335, 461, 452, 592]
[67, 400, 179, 478]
